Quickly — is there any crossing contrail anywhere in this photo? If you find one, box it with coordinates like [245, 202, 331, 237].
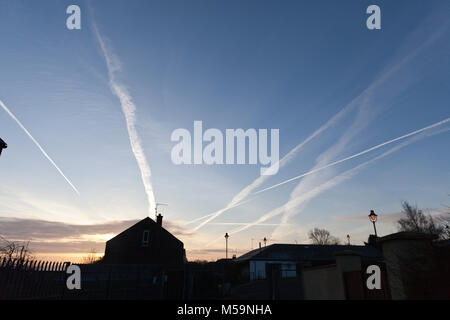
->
[0, 99, 80, 194]
[190, 104, 353, 231]
[93, 23, 157, 215]
[195, 117, 450, 232]
[191, 117, 450, 230]
[252, 117, 450, 195]
[207, 126, 450, 243]
[189, 19, 447, 231]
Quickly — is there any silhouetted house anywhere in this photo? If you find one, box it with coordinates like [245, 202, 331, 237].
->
[102, 215, 185, 266]
[235, 244, 382, 281]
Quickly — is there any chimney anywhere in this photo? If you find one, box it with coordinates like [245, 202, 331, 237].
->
[156, 214, 163, 227]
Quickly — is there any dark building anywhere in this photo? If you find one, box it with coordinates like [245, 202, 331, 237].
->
[235, 243, 382, 281]
[102, 215, 185, 266]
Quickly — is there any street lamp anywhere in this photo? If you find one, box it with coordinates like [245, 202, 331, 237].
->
[225, 233, 229, 259]
[368, 210, 378, 237]
[346, 234, 350, 245]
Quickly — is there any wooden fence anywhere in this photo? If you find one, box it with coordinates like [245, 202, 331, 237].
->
[0, 258, 70, 300]
[0, 258, 185, 300]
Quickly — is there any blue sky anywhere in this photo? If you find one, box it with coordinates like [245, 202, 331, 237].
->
[0, 0, 449, 260]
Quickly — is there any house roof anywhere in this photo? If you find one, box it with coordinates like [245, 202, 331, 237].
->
[235, 243, 381, 262]
[106, 217, 183, 246]
[377, 231, 437, 243]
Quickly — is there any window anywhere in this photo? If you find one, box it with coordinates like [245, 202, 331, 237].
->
[142, 230, 150, 247]
[281, 264, 296, 278]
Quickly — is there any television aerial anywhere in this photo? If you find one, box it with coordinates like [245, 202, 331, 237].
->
[155, 203, 168, 219]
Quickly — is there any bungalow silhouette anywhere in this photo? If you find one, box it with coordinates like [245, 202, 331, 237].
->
[102, 214, 186, 266]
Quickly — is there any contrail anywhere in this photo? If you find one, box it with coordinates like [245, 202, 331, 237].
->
[197, 117, 450, 235]
[209, 127, 449, 243]
[184, 212, 216, 225]
[0, 99, 80, 194]
[269, 125, 450, 241]
[209, 222, 287, 226]
[208, 159, 373, 244]
[93, 23, 156, 214]
[190, 103, 353, 231]
[252, 117, 450, 195]
[189, 19, 447, 231]
[191, 117, 450, 230]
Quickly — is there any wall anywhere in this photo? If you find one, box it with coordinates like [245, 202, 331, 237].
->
[301, 251, 363, 300]
[379, 233, 450, 299]
[302, 265, 345, 300]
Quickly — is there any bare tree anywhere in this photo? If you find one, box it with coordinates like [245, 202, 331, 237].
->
[0, 236, 33, 262]
[397, 201, 444, 238]
[81, 248, 102, 264]
[308, 228, 341, 245]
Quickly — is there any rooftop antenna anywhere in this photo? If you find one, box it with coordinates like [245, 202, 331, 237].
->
[155, 203, 168, 220]
[251, 238, 256, 250]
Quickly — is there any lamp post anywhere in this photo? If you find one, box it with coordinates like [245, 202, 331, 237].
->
[225, 233, 229, 259]
[368, 210, 378, 237]
[346, 234, 350, 245]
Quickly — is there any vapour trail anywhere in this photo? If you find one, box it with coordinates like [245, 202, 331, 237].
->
[184, 212, 216, 225]
[189, 18, 447, 231]
[190, 103, 354, 231]
[192, 117, 449, 230]
[0, 99, 80, 194]
[269, 125, 450, 241]
[209, 223, 287, 226]
[253, 117, 450, 195]
[197, 116, 450, 234]
[208, 155, 379, 244]
[93, 24, 156, 215]
[209, 127, 449, 243]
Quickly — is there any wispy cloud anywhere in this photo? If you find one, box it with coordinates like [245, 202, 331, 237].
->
[332, 207, 449, 226]
[190, 97, 356, 231]
[193, 117, 450, 238]
[254, 117, 450, 196]
[0, 216, 194, 254]
[190, 14, 449, 232]
[211, 127, 449, 243]
[269, 123, 450, 241]
[192, 115, 450, 232]
[0, 99, 79, 194]
[92, 23, 157, 215]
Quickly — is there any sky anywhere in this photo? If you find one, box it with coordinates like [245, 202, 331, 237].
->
[0, 0, 449, 261]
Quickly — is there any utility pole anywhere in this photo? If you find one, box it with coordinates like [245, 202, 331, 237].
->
[225, 233, 229, 259]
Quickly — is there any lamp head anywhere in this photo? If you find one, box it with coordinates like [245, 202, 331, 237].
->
[369, 210, 378, 222]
